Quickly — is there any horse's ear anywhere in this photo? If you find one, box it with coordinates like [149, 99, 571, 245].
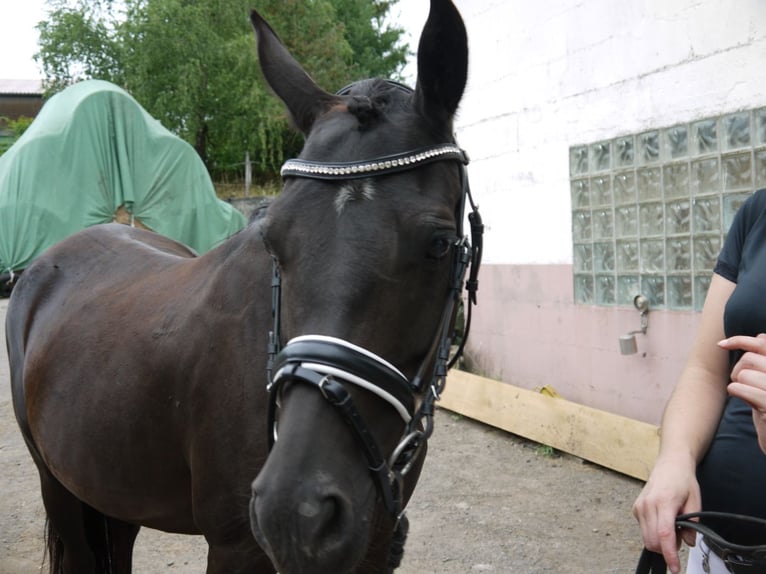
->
[414, 0, 468, 126]
[250, 9, 338, 135]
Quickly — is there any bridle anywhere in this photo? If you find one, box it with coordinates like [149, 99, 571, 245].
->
[263, 81, 483, 569]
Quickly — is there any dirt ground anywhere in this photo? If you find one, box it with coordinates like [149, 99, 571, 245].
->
[0, 297, 671, 573]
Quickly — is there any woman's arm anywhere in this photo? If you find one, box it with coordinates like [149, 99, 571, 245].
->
[632, 273, 733, 574]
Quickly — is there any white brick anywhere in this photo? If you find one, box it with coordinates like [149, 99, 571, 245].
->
[444, 0, 766, 265]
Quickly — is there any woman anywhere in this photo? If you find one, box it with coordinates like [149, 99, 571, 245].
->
[632, 189, 766, 574]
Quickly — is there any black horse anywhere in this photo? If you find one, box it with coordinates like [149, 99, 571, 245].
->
[5, 1, 478, 572]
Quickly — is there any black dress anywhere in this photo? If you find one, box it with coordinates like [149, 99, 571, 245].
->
[696, 188, 766, 545]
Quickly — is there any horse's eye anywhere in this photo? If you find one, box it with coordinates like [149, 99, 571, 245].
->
[428, 236, 454, 259]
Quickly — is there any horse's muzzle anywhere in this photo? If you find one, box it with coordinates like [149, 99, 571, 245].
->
[254, 334, 420, 572]
[250, 466, 369, 574]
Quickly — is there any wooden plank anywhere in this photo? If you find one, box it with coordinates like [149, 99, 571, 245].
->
[441, 370, 659, 481]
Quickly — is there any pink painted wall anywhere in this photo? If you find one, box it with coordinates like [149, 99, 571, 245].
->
[464, 263, 702, 425]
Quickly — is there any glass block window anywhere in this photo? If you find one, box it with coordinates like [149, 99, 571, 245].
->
[571, 107, 766, 310]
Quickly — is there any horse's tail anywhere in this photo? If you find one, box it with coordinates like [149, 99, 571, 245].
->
[44, 518, 65, 574]
[43, 502, 124, 574]
[83, 505, 116, 573]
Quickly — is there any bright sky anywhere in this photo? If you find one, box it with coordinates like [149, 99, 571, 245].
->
[0, 0, 47, 79]
[0, 0, 428, 82]
[390, 0, 429, 84]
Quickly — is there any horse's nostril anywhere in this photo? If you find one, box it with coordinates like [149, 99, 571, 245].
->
[297, 498, 328, 518]
[297, 490, 350, 549]
[252, 476, 357, 567]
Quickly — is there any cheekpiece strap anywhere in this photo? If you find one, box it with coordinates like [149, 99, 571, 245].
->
[280, 144, 468, 180]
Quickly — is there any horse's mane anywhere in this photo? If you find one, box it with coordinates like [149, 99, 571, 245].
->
[247, 198, 272, 225]
[343, 78, 413, 130]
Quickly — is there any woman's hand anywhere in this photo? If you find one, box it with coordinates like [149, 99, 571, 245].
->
[719, 334, 766, 454]
[632, 455, 701, 574]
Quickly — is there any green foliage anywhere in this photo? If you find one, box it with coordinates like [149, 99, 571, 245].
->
[328, 0, 410, 82]
[36, 0, 124, 93]
[35, 0, 408, 180]
[0, 136, 13, 157]
[535, 444, 557, 458]
[7, 116, 34, 137]
[0, 116, 35, 156]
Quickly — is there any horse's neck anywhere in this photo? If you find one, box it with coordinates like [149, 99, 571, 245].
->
[196, 223, 272, 308]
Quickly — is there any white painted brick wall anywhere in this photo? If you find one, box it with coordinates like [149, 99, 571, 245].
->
[437, 0, 766, 264]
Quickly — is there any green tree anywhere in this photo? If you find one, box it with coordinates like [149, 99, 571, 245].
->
[36, 0, 124, 93]
[329, 0, 409, 82]
[35, 0, 408, 180]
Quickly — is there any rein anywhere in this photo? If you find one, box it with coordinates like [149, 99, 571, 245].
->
[636, 512, 766, 573]
[265, 138, 482, 568]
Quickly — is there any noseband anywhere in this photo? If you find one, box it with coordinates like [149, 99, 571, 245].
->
[264, 82, 483, 568]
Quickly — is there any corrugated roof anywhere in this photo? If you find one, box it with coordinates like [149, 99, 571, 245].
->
[0, 79, 44, 96]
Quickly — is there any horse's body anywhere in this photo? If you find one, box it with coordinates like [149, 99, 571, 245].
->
[8, 223, 275, 571]
[6, 1, 472, 573]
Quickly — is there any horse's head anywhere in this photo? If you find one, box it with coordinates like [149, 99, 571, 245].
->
[249, 1, 475, 572]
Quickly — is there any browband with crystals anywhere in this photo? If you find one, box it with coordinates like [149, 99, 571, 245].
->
[280, 144, 469, 180]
